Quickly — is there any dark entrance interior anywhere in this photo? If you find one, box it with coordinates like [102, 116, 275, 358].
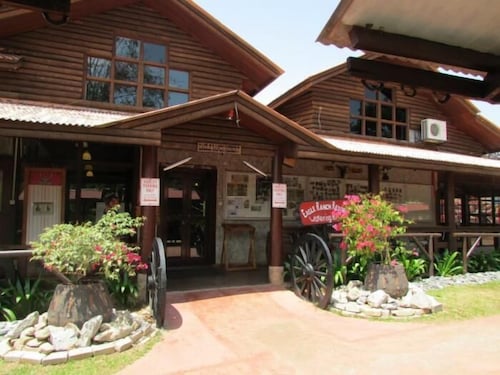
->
[161, 167, 216, 267]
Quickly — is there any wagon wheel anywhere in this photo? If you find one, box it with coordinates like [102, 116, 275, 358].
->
[290, 233, 334, 309]
[148, 237, 167, 328]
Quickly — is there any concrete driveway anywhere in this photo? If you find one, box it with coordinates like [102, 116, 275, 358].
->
[119, 285, 500, 375]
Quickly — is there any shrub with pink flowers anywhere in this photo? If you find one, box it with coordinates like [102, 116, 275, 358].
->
[31, 208, 147, 284]
[332, 193, 410, 265]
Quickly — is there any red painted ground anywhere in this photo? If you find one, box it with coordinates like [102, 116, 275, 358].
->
[119, 285, 500, 375]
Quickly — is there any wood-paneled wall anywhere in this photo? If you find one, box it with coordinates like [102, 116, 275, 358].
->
[0, 3, 245, 109]
[276, 72, 488, 156]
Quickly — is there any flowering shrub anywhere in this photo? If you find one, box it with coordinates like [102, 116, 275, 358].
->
[31, 208, 147, 284]
[332, 194, 410, 265]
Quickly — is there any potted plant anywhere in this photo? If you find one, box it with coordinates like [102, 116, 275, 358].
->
[30, 208, 147, 326]
[332, 194, 411, 298]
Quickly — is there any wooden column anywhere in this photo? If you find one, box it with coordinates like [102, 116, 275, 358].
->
[269, 149, 283, 267]
[368, 164, 380, 194]
[445, 172, 457, 251]
[140, 145, 158, 262]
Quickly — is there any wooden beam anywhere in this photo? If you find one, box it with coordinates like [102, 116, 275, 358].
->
[484, 71, 500, 101]
[348, 25, 500, 73]
[347, 57, 489, 101]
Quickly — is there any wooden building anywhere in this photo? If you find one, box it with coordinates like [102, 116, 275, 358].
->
[0, 0, 499, 284]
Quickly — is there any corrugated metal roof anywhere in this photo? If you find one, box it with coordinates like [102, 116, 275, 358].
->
[0, 98, 130, 126]
[323, 136, 500, 169]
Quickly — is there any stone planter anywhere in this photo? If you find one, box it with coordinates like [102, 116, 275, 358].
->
[47, 280, 114, 328]
[364, 263, 409, 298]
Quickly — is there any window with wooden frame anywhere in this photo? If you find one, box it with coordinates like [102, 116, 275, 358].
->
[349, 87, 408, 140]
[85, 36, 190, 109]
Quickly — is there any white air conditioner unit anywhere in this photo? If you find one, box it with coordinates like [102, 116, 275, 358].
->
[421, 119, 447, 143]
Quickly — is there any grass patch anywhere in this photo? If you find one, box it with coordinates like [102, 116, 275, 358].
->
[420, 280, 500, 322]
[0, 330, 162, 375]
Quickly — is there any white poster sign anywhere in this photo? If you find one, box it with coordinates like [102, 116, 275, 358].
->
[140, 178, 160, 206]
[272, 183, 287, 208]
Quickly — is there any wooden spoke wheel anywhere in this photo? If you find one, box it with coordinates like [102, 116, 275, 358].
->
[290, 233, 334, 309]
[148, 237, 167, 328]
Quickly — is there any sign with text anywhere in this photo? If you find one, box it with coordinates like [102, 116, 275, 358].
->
[140, 178, 160, 206]
[299, 200, 345, 226]
[272, 183, 287, 208]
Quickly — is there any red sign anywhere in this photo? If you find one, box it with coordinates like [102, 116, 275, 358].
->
[299, 200, 345, 226]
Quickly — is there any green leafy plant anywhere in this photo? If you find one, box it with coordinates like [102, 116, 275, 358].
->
[468, 251, 500, 273]
[106, 272, 140, 309]
[332, 193, 410, 265]
[392, 244, 428, 281]
[434, 250, 463, 276]
[31, 208, 147, 284]
[0, 288, 16, 321]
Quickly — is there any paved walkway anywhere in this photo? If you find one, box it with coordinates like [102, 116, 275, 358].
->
[119, 285, 500, 375]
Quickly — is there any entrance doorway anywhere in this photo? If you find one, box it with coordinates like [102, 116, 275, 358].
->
[161, 167, 216, 266]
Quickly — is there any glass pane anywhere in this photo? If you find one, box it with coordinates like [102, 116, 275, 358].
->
[114, 85, 137, 106]
[86, 81, 109, 102]
[364, 88, 377, 100]
[349, 118, 362, 134]
[87, 57, 110, 78]
[168, 91, 189, 106]
[495, 196, 500, 224]
[349, 99, 362, 116]
[480, 196, 493, 224]
[144, 65, 165, 85]
[144, 42, 166, 64]
[366, 120, 377, 136]
[143, 88, 165, 108]
[380, 87, 393, 102]
[396, 125, 407, 140]
[115, 61, 138, 82]
[468, 196, 479, 224]
[115, 37, 139, 59]
[169, 70, 190, 89]
[382, 123, 393, 138]
[396, 107, 407, 123]
[364, 102, 377, 118]
[381, 104, 393, 120]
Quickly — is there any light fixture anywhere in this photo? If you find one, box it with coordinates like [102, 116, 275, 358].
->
[84, 164, 94, 177]
[85, 170, 94, 178]
[243, 161, 267, 177]
[163, 157, 192, 171]
[382, 167, 390, 181]
[82, 142, 92, 161]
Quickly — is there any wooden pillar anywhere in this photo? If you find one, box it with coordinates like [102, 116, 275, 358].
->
[368, 164, 380, 194]
[269, 149, 283, 267]
[140, 145, 158, 262]
[445, 172, 457, 251]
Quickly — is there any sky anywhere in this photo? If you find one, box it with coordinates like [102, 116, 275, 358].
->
[194, 0, 500, 127]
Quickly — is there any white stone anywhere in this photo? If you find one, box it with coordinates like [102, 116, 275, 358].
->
[129, 329, 144, 343]
[68, 346, 93, 360]
[114, 337, 133, 352]
[345, 302, 362, 313]
[3, 350, 23, 362]
[20, 351, 45, 364]
[35, 326, 51, 340]
[20, 326, 35, 337]
[367, 290, 389, 308]
[91, 342, 116, 356]
[39, 342, 55, 355]
[42, 351, 68, 365]
[0, 339, 12, 357]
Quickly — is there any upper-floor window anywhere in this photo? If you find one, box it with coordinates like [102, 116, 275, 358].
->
[349, 87, 408, 140]
[85, 36, 190, 109]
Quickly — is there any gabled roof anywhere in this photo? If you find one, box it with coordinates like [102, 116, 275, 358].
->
[269, 56, 500, 152]
[0, 0, 283, 94]
[316, 0, 500, 103]
[100, 90, 331, 149]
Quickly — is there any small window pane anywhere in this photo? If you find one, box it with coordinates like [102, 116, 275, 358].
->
[381, 104, 393, 120]
[144, 66, 165, 85]
[115, 61, 138, 82]
[115, 37, 139, 59]
[364, 88, 377, 100]
[365, 102, 377, 118]
[349, 99, 362, 116]
[144, 42, 166, 64]
[168, 91, 189, 106]
[366, 120, 377, 136]
[143, 88, 165, 108]
[379, 88, 393, 102]
[396, 107, 407, 123]
[86, 81, 109, 102]
[396, 125, 407, 140]
[87, 57, 110, 78]
[169, 70, 189, 89]
[382, 123, 393, 138]
[114, 85, 137, 106]
[350, 118, 362, 134]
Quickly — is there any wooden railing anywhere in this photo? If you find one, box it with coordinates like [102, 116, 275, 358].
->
[451, 232, 500, 273]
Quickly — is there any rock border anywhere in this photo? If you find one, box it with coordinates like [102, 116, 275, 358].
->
[0, 308, 158, 366]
